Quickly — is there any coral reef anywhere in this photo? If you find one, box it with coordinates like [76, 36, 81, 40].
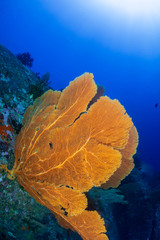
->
[1, 45, 160, 240]
[0, 44, 39, 89]
[16, 52, 34, 68]
[28, 72, 51, 99]
[1, 73, 138, 239]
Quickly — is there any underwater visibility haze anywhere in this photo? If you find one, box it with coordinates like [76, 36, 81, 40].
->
[0, 0, 160, 239]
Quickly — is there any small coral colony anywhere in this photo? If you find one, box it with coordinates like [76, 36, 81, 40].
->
[0, 73, 138, 240]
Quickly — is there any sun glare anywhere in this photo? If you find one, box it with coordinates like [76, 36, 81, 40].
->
[43, 0, 160, 55]
[91, 0, 160, 19]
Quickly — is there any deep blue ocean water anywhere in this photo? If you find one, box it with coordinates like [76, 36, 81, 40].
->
[0, 0, 160, 171]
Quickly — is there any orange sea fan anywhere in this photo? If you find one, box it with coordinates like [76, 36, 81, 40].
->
[102, 126, 138, 189]
[0, 73, 138, 240]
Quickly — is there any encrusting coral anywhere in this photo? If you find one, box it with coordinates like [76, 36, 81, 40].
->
[0, 73, 138, 240]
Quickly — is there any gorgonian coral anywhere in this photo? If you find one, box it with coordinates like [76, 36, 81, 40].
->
[0, 73, 138, 240]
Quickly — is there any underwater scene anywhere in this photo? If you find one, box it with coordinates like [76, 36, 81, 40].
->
[0, 1, 160, 239]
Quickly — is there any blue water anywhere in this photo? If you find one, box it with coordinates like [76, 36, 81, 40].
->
[0, 0, 160, 170]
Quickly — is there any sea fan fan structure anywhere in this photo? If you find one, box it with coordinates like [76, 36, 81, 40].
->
[1, 73, 138, 240]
